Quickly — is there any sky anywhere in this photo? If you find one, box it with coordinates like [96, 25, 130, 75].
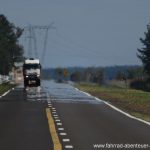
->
[0, 0, 150, 68]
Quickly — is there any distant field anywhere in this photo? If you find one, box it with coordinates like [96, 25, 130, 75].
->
[76, 83, 150, 122]
[0, 83, 15, 95]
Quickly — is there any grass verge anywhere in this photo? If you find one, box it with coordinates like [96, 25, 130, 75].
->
[0, 82, 16, 96]
[76, 83, 150, 122]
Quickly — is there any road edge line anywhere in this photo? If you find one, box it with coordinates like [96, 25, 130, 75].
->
[0, 87, 13, 98]
[75, 87, 150, 126]
[46, 108, 62, 150]
[103, 100, 150, 126]
[2, 89, 11, 97]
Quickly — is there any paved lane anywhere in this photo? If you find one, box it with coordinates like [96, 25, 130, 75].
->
[0, 85, 53, 150]
[0, 80, 150, 150]
[44, 80, 150, 150]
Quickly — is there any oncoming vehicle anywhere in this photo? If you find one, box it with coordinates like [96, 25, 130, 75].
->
[23, 58, 41, 87]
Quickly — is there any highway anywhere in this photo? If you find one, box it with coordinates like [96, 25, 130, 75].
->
[0, 80, 150, 150]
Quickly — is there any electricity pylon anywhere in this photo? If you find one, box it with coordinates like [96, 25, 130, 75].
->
[24, 22, 55, 65]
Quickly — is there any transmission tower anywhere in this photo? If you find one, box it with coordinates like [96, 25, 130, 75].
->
[24, 22, 55, 65]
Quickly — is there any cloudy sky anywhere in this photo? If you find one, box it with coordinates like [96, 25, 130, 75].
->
[1, 0, 150, 68]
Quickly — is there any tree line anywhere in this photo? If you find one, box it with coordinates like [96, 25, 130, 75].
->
[137, 24, 150, 78]
[0, 13, 149, 91]
[0, 14, 24, 75]
[42, 65, 144, 83]
[63, 22, 150, 91]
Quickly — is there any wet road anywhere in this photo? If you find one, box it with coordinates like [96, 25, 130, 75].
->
[0, 80, 150, 150]
[0, 85, 53, 150]
[44, 80, 150, 150]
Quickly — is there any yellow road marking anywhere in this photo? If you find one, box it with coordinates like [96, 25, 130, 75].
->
[46, 108, 62, 150]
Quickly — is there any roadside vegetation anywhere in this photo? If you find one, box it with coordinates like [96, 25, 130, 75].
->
[0, 83, 15, 95]
[76, 83, 150, 122]
[0, 14, 24, 75]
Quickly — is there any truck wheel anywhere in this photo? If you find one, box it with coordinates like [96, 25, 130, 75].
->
[24, 80, 28, 87]
[36, 80, 41, 86]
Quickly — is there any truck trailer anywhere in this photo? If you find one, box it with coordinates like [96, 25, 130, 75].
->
[23, 58, 41, 87]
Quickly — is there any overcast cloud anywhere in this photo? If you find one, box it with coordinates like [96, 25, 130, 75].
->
[0, 0, 150, 68]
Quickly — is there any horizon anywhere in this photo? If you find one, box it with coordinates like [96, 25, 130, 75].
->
[1, 0, 150, 67]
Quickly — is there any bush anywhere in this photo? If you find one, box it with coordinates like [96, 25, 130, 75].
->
[130, 79, 150, 92]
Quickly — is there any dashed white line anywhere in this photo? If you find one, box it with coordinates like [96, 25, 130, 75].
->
[63, 139, 70, 142]
[54, 116, 59, 119]
[47, 106, 74, 150]
[57, 123, 62, 126]
[65, 145, 74, 149]
[60, 132, 67, 136]
[52, 112, 57, 114]
[55, 119, 61, 122]
[58, 128, 64, 131]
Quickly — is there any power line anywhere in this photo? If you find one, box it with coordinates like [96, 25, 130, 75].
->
[23, 23, 55, 65]
[55, 29, 101, 57]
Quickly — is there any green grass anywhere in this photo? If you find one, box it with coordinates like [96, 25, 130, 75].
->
[76, 83, 150, 122]
[0, 83, 16, 95]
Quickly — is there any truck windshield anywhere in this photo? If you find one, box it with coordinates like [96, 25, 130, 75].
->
[23, 64, 41, 69]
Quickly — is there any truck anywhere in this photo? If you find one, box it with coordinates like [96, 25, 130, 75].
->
[23, 58, 41, 87]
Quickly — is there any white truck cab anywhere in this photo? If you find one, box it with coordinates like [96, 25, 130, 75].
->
[23, 58, 41, 87]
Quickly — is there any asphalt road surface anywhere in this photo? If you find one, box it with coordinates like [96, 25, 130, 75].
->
[0, 80, 150, 150]
[0, 85, 53, 150]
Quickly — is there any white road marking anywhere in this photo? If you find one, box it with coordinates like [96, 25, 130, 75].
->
[57, 123, 62, 126]
[60, 133, 67, 136]
[74, 88, 79, 91]
[37, 99, 42, 101]
[52, 112, 57, 114]
[82, 91, 91, 97]
[94, 97, 102, 102]
[2, 90, 11, 97]
[103, 101, 150, 126]
[58, 128, 64, 131]
[77, 88, 150, 126]
[63, 139, 70, 142]
[54, 116, 59, 119]
[55, 119, 61, 122]
[65, 145, 73, 149]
